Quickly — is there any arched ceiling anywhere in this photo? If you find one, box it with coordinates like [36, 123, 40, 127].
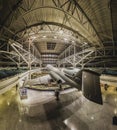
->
[0, 0, 117, 67]
[0, 0, 113, 44]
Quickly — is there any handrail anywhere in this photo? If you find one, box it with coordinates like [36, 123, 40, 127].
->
[0, 69, 40, 95]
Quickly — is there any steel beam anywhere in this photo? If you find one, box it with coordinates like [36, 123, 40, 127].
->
[13, 6, 100, 45]
[0, 0, 23, 31]
[57, 46, 117, 67]
[8, 39, 42, 66]
[70, 0, 103, 46]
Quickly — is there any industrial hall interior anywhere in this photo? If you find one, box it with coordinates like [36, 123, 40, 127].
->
[0, 0, 117, 130]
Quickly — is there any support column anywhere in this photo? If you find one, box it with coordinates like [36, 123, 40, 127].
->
[17, 56, 21, 68]
[81, 44, 84, 69]
[73, 43, 76, 68]
[28, 38, 32, 86]
[7, 43, 10, 52]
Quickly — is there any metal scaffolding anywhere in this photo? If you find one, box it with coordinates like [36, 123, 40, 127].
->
[57, 45, 117, 67]
[7, 39, 42, 67]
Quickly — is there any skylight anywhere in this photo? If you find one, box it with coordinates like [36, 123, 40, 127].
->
[47, 42, 56, 50]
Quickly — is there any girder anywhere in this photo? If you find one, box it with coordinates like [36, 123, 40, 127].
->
[57, 46, 117, 67]
[0, 0, 23, 31]
[0, 0, 115, 67]
[70, 0, 103, 45]
[0, 0, 103, 46]
[8, 39, 42, 67]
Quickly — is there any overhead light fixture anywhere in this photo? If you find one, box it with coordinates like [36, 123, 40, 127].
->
[114, 109, 117, 114]
[72, 40, 75, 43]
[43, 35, 46, 38]
[19, 119, 22, 122]
[91, 116, 94, 120]
[64, 38, 68, 41]
[7, 102, 10, 106]
[114, 98, 117, 102]
[54, 36, 57, 39]
[84, 42, 87, 45]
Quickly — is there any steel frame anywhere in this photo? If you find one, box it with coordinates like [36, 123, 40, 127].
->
[8, 39, 42, 67]
[1, 0, 103, 46]
[57, 46, 117, 67]
[17, 24, 81, 44]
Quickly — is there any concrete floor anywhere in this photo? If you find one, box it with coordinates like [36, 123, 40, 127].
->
[0, 87, 117, 130]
